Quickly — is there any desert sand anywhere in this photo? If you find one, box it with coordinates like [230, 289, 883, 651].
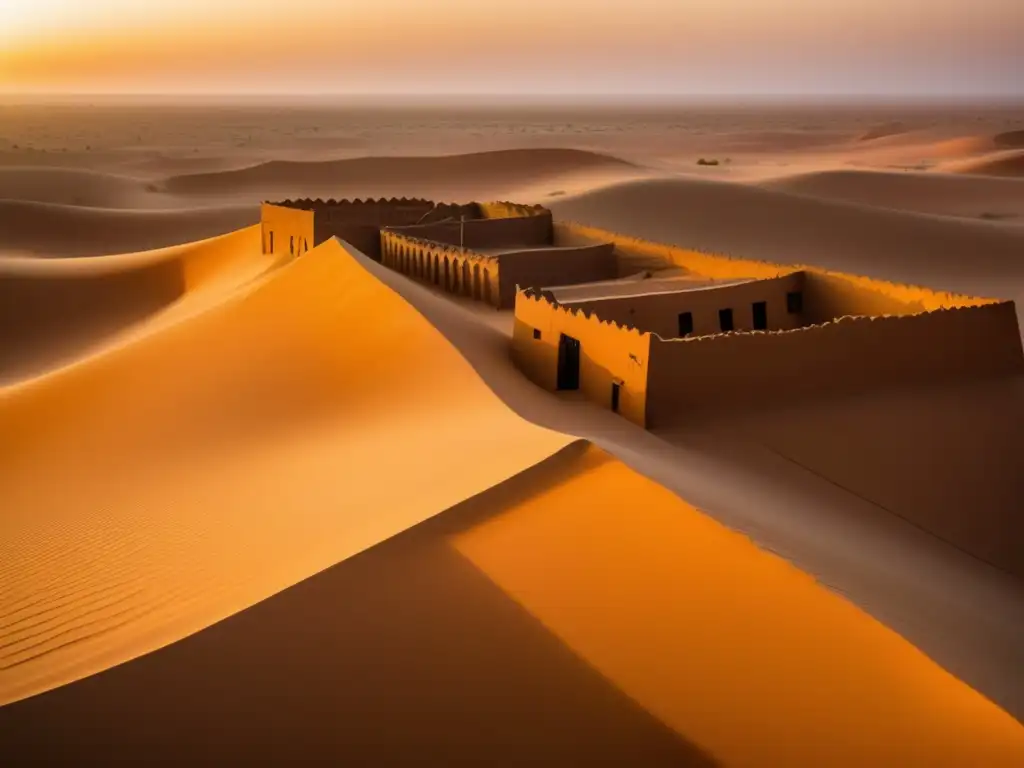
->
[2, 100, 1024, 764]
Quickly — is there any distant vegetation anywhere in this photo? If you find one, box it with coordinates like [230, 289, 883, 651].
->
[696, 158, 720, 166]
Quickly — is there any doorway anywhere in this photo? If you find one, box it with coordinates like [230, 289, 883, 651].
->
[610, 382, 621, 413]
[718, 308, 734, 332]
[752, 301, 768, 330]
[557, 334, 581, 390]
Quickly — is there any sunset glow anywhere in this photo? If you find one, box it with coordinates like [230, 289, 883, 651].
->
[1, 1, 1022, 96]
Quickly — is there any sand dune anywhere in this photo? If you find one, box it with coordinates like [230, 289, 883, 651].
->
[551, 177, 1024, 301]
[158, 148, 638, 199]
[995, 130, 1024, 149]
[2, 439, 1022, 765]
[0, 238, 570, 705]
[0, 167, 162, 208]
[946, 150, 1024, 178]
[759, 168, 1024, 218]
[0, 226, 272, 383]
[0, 199, 259, 257]
[857, 121, 911, 142]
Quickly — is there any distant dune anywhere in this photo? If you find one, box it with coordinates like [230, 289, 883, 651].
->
[0, 199, 259, 257]
[994, 130, 1024, 149]
[759, 168, 1024, 218]
[550, 177, 1024, 300]
[858, 121, 910, 142]
[158, 148, 638, 198]
[0, 167, 159, 208]
[946, 150, 1024, 178]
[0, 227, 266, 383]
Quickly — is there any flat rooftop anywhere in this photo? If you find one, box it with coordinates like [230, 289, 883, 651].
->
[548, 275, 754, 303]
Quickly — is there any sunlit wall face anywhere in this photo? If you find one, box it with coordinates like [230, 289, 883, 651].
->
[0, 0, 1021, 96]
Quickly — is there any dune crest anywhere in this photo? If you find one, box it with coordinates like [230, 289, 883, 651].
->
[0, 199, 259, 257]
[758, 168, 1024, 218]
[158, 148, 638, 197]
[0, 226, 273, 384]
[945, 150, 1024, 178]
[0, 238, 569, 704]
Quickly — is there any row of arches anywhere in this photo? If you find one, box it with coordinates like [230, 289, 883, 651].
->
[381, 238, 498, 307]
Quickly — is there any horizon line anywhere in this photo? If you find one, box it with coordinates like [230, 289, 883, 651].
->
[3, 91, 1023, 107]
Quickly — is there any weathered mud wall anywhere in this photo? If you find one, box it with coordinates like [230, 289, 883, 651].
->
[380, 231, 500, 307]
[512, 290, 652, 426]
[646, 301, 1024, 428]
[561, 273, 806, 338]
[497, 243, 617, 308]
[266, 199, 479, 260]
[260, 203, 314, 257]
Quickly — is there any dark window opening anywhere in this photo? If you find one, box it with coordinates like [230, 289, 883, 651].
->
[610, 382, 621, 413]
[532, 328, 542, 340]
[718, 308, 734, 332]
[269, 231, 274, 253]
[752, 301, 768, 330]
[556, 334, 581, 391]
[677, 311, 694, 337]
[290, 235, 295, 255]
[786, 291, 803, 314]
[303, 238, 308, 253]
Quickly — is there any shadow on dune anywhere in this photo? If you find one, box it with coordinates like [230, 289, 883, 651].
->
[0, 258, 183, 383]
[346, 248, 1024, 723]
[0, 199, 259, 258]
[0, 441, 716, 768]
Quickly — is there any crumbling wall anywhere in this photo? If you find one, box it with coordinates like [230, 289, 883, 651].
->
[380, 231, 500, 307]
[497, 243, 617, 308]
[260, 203, 314, 258]
[646, 301, 1024, 428]
[512, 289, 652, 426]
[560, 273, 806, 338]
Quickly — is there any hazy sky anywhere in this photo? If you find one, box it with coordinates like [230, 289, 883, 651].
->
[1, 0, 1021, 96]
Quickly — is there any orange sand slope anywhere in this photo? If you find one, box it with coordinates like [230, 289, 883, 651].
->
[0, 237, 571, 705]
[0, 225, 272, 384]
[2, 440, 1023, 765]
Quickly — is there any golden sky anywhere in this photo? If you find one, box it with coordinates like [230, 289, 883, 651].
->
[1, 0, 1021, 95]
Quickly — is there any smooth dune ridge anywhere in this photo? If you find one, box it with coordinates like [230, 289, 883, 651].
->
[158, 148, 639, 197]
[0, 167, 165, 208]
[758, 168, 1024, 218]
[946, 150, 1024, 178]
[0, 238, 570, 704]
[0, 225, 271, 383]
[2, 442, 1022, 765]
[0, 199, 259, 257]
